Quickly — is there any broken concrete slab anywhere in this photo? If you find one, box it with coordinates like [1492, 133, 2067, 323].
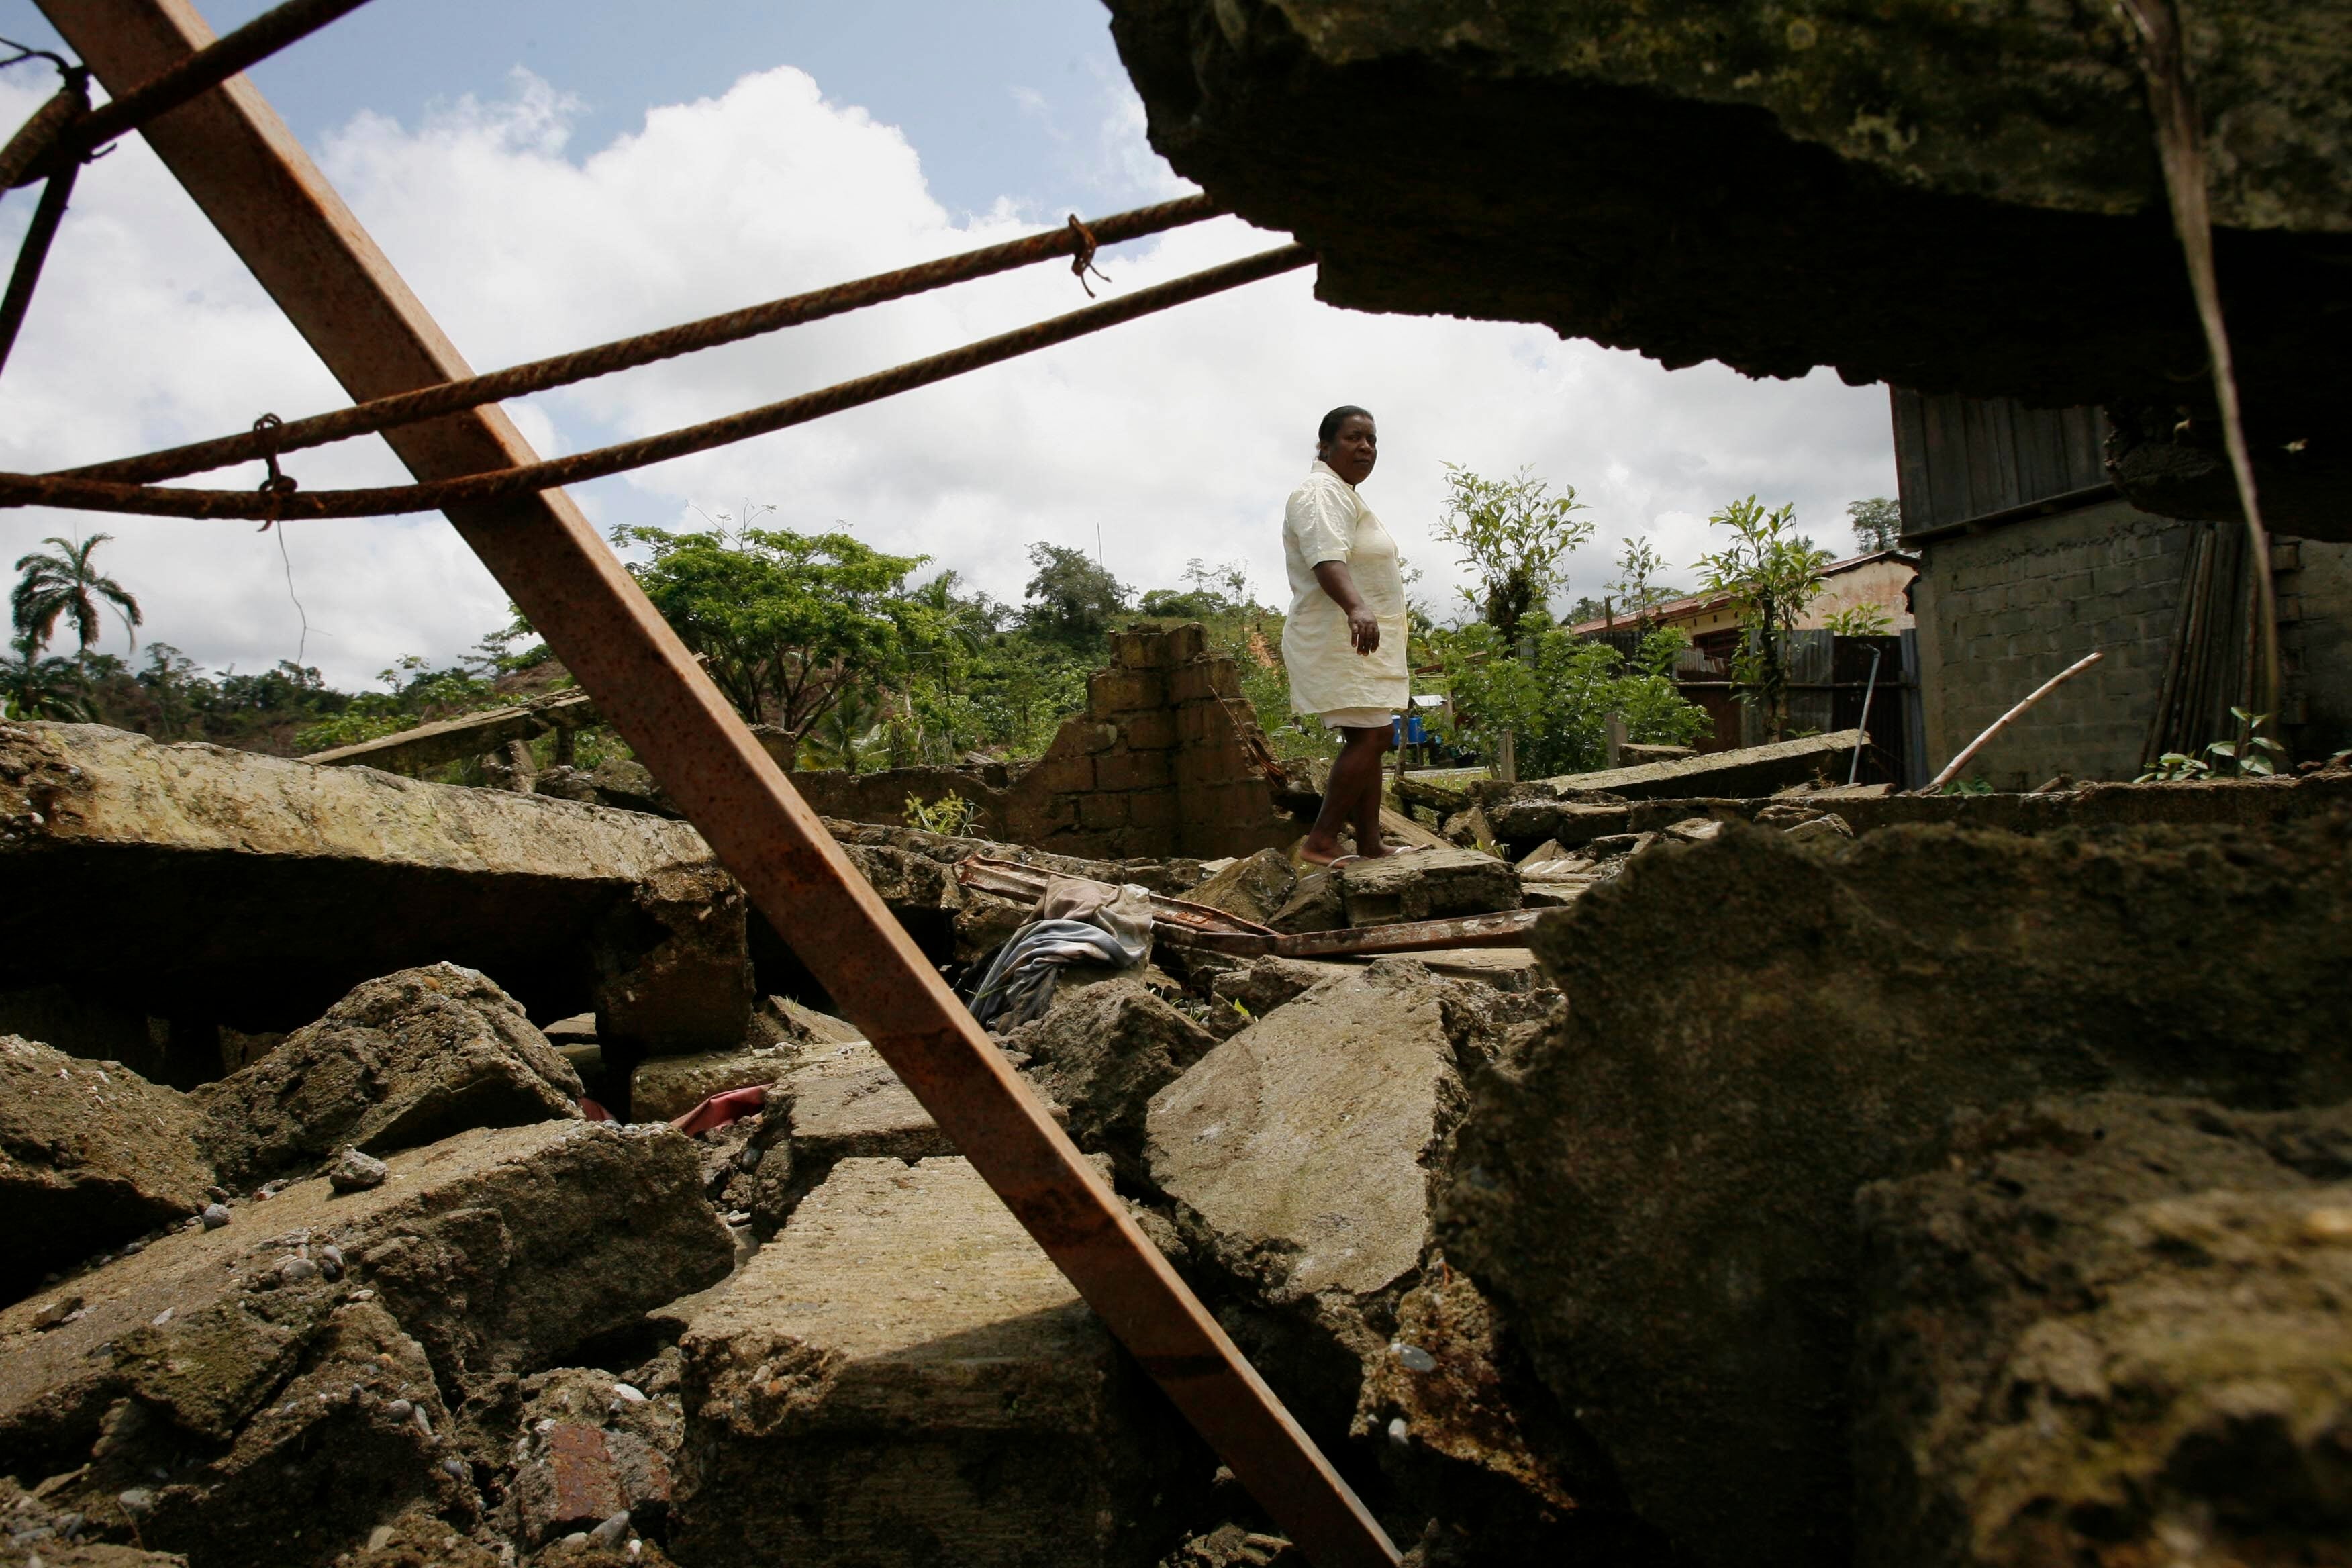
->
[0, 1121, 729, 1566]
[1002, 975, 1215, 1182]
[192, 965, 583, 1189]
[1148, 961, 1467, 1306]
[1505, 730, 1864, 805]
[765, 997, 861, 1046]
[0, 722, 722, 1033]
[1265, 870, 1343, 935]
[1338, 846, 1519, 928]
[1853, 1095, 2352, 1568]
[10, 1297, 463, 1568]
[1205, 957, 1352, 1032]
[1187, 847, 1296, 926]
[2, 1035, 211, 1305]
[590, 863, 753, 1060]
[672, 1156, 1198, 1567]
[736, 1040, 952, 1233]
[1439, 814, 2352, 1568]
[1481, 769, 2352, 855]
[627, 1041, 803, 1126]
[1149, 961, 1505, 1445]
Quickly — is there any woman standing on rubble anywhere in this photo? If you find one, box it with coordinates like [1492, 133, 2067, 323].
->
[1283, 405, 1409, 867]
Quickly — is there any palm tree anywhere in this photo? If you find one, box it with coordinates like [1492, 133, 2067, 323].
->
[801, 687, 885, 773]
[1, 635, 95, 721]
[12, 534, 142, 677]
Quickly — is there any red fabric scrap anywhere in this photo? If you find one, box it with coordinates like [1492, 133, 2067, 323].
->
[669, 1083, 770, 1138]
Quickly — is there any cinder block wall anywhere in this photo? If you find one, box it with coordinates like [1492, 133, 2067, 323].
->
[1912, 497, 2352, 785]
[999, 624, 1297, 861]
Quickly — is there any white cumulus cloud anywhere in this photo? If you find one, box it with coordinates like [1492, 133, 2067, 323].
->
[0, 64, 1895, 690]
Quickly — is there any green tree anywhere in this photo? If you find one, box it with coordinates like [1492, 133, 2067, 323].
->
[1694, 496, 1833, 742]
[135, 643, 203, 738]
[1603, 536, 1684, 626]
[12, 533, 142, 677]
[1, 638, 93, 720]
[1432, 464, 1593, 643]
[800, 685, 887, 773]
[616, 523, 927, 765]
[293, 655, 503, 752]
[1848, 497, 1903, 553]
[1021, 542, 1129, 649]
[1446, 622, 1708, 777]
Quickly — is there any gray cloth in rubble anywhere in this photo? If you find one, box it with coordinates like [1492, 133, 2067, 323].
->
[966, 875, 1154, 1031]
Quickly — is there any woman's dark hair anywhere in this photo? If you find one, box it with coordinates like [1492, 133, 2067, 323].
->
[1317, 405, 1374, 446]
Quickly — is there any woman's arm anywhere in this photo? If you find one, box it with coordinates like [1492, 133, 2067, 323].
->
[1313, 560, 1381, 654]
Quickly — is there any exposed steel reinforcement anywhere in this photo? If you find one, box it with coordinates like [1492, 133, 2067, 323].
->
[1, 241, 1310, 519]
[64, 192, 1223, 486]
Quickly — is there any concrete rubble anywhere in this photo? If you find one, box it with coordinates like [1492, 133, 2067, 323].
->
[1851, 1093, 2352, 1568]
[191, 965, 583, 1187]
[0, 1120, 730, 1568]
[0, 721, 729, 1043]
[672, 1157, 1200, 1567]
[5, 716, 2349, 1566]
[2, 1036, 212, 1306]
[1439, 812, 2352, 1567]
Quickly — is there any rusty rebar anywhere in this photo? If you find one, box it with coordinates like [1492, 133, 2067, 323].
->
[9, 0, 377, 186]
[0, 71, 89, 191]
[3, 242, 1311, 519]
[0, 156, 79, 377]
[66, 193, 1222, 486]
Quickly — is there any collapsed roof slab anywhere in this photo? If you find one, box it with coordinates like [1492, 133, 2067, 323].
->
[0, 721, 714, 1032]
[1106, 1, 2352, 528]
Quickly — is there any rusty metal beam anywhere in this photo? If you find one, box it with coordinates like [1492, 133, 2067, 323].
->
[958, 856, 1545, 959]
[34, 3, 1399, 1563]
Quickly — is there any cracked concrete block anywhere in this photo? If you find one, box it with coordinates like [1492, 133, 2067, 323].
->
[1853, 1095, 2352, 1568]
[1438, 815, 2352, 1568]
[1001, 976, 1214, 1182]
[1, 1035, 211, 1304]
[192, 965, 583, 1189]
[0, 722, 717, 1032]
[1338, 846, 1519, 928]
[673, 1157, 1198, 1567]
[1186, 848, 1296, 926]
[1266, 870, 1343, 935]
[1148, 961, 1504, 1446]
[1148, 961, 1465, 1306]
[0, 1122, 727, 1566]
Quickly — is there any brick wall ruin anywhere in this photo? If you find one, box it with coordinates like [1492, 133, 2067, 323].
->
[998, 623, 1298, 861]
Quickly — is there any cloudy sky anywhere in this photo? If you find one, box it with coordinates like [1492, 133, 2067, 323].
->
[1, 0, 1896, 691]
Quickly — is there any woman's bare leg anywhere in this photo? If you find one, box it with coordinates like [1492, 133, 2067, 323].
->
[1302, 724, 1391, 863]
[1352, 731, 1391, 856]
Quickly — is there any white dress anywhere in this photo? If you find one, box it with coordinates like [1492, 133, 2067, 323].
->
[1281, 460, 1410, 717]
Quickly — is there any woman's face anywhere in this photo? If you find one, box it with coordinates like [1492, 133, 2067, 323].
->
[1320, 414, 1377, 485]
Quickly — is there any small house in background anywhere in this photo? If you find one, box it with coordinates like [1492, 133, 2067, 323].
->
[1568, 553, 1923, 778]
[1564, 549, 1918, 661]
[1895, 391, 2352, 787]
